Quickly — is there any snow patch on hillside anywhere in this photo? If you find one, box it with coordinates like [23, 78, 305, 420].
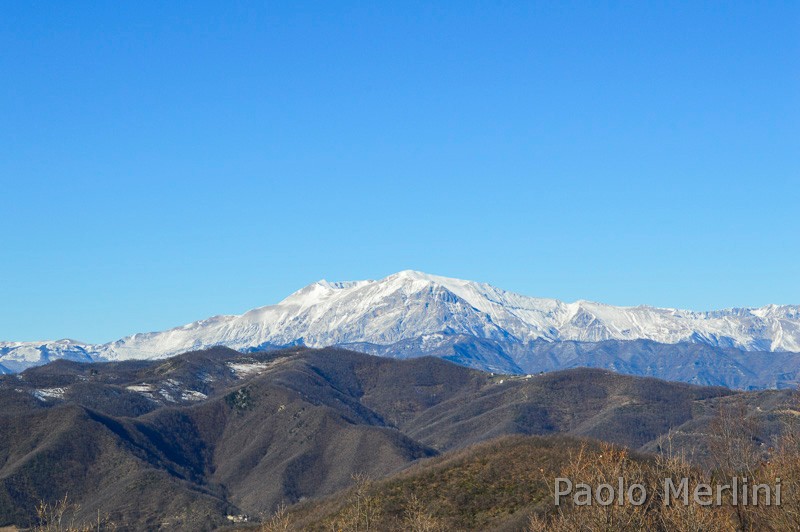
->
[32, 388, 66, 401]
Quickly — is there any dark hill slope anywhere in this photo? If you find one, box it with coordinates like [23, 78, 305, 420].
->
[0, 403, 232, 529]
[245, 349, 756, 450]
[0, 347, 791, 530]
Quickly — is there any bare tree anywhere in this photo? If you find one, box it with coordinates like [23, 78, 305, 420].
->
[706, 397, 763, 530]
[261, 502, 293, 532]
[332, 473, 382, 532]
[403, 493, 441, 532]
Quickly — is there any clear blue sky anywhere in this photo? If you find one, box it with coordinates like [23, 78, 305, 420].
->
[2, 2, 798, 343]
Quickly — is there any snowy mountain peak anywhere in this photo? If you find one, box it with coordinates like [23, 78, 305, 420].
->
[390, 269, 447, 282]
[2, 271, 799, 375]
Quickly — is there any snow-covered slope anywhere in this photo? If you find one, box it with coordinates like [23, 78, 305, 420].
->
[0, 339, 95, 373]
[3, 271, 799, 373]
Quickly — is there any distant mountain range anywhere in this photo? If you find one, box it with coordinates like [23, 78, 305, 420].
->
[2, 271, 799, 388]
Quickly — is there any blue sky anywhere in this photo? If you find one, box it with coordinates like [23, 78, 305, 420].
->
[2, 2, 798, 343]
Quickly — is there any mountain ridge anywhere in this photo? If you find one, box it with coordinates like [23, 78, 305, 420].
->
[2, 271, 799, 384]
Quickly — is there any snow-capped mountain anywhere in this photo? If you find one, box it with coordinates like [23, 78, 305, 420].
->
[3, 271, 799, 384]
